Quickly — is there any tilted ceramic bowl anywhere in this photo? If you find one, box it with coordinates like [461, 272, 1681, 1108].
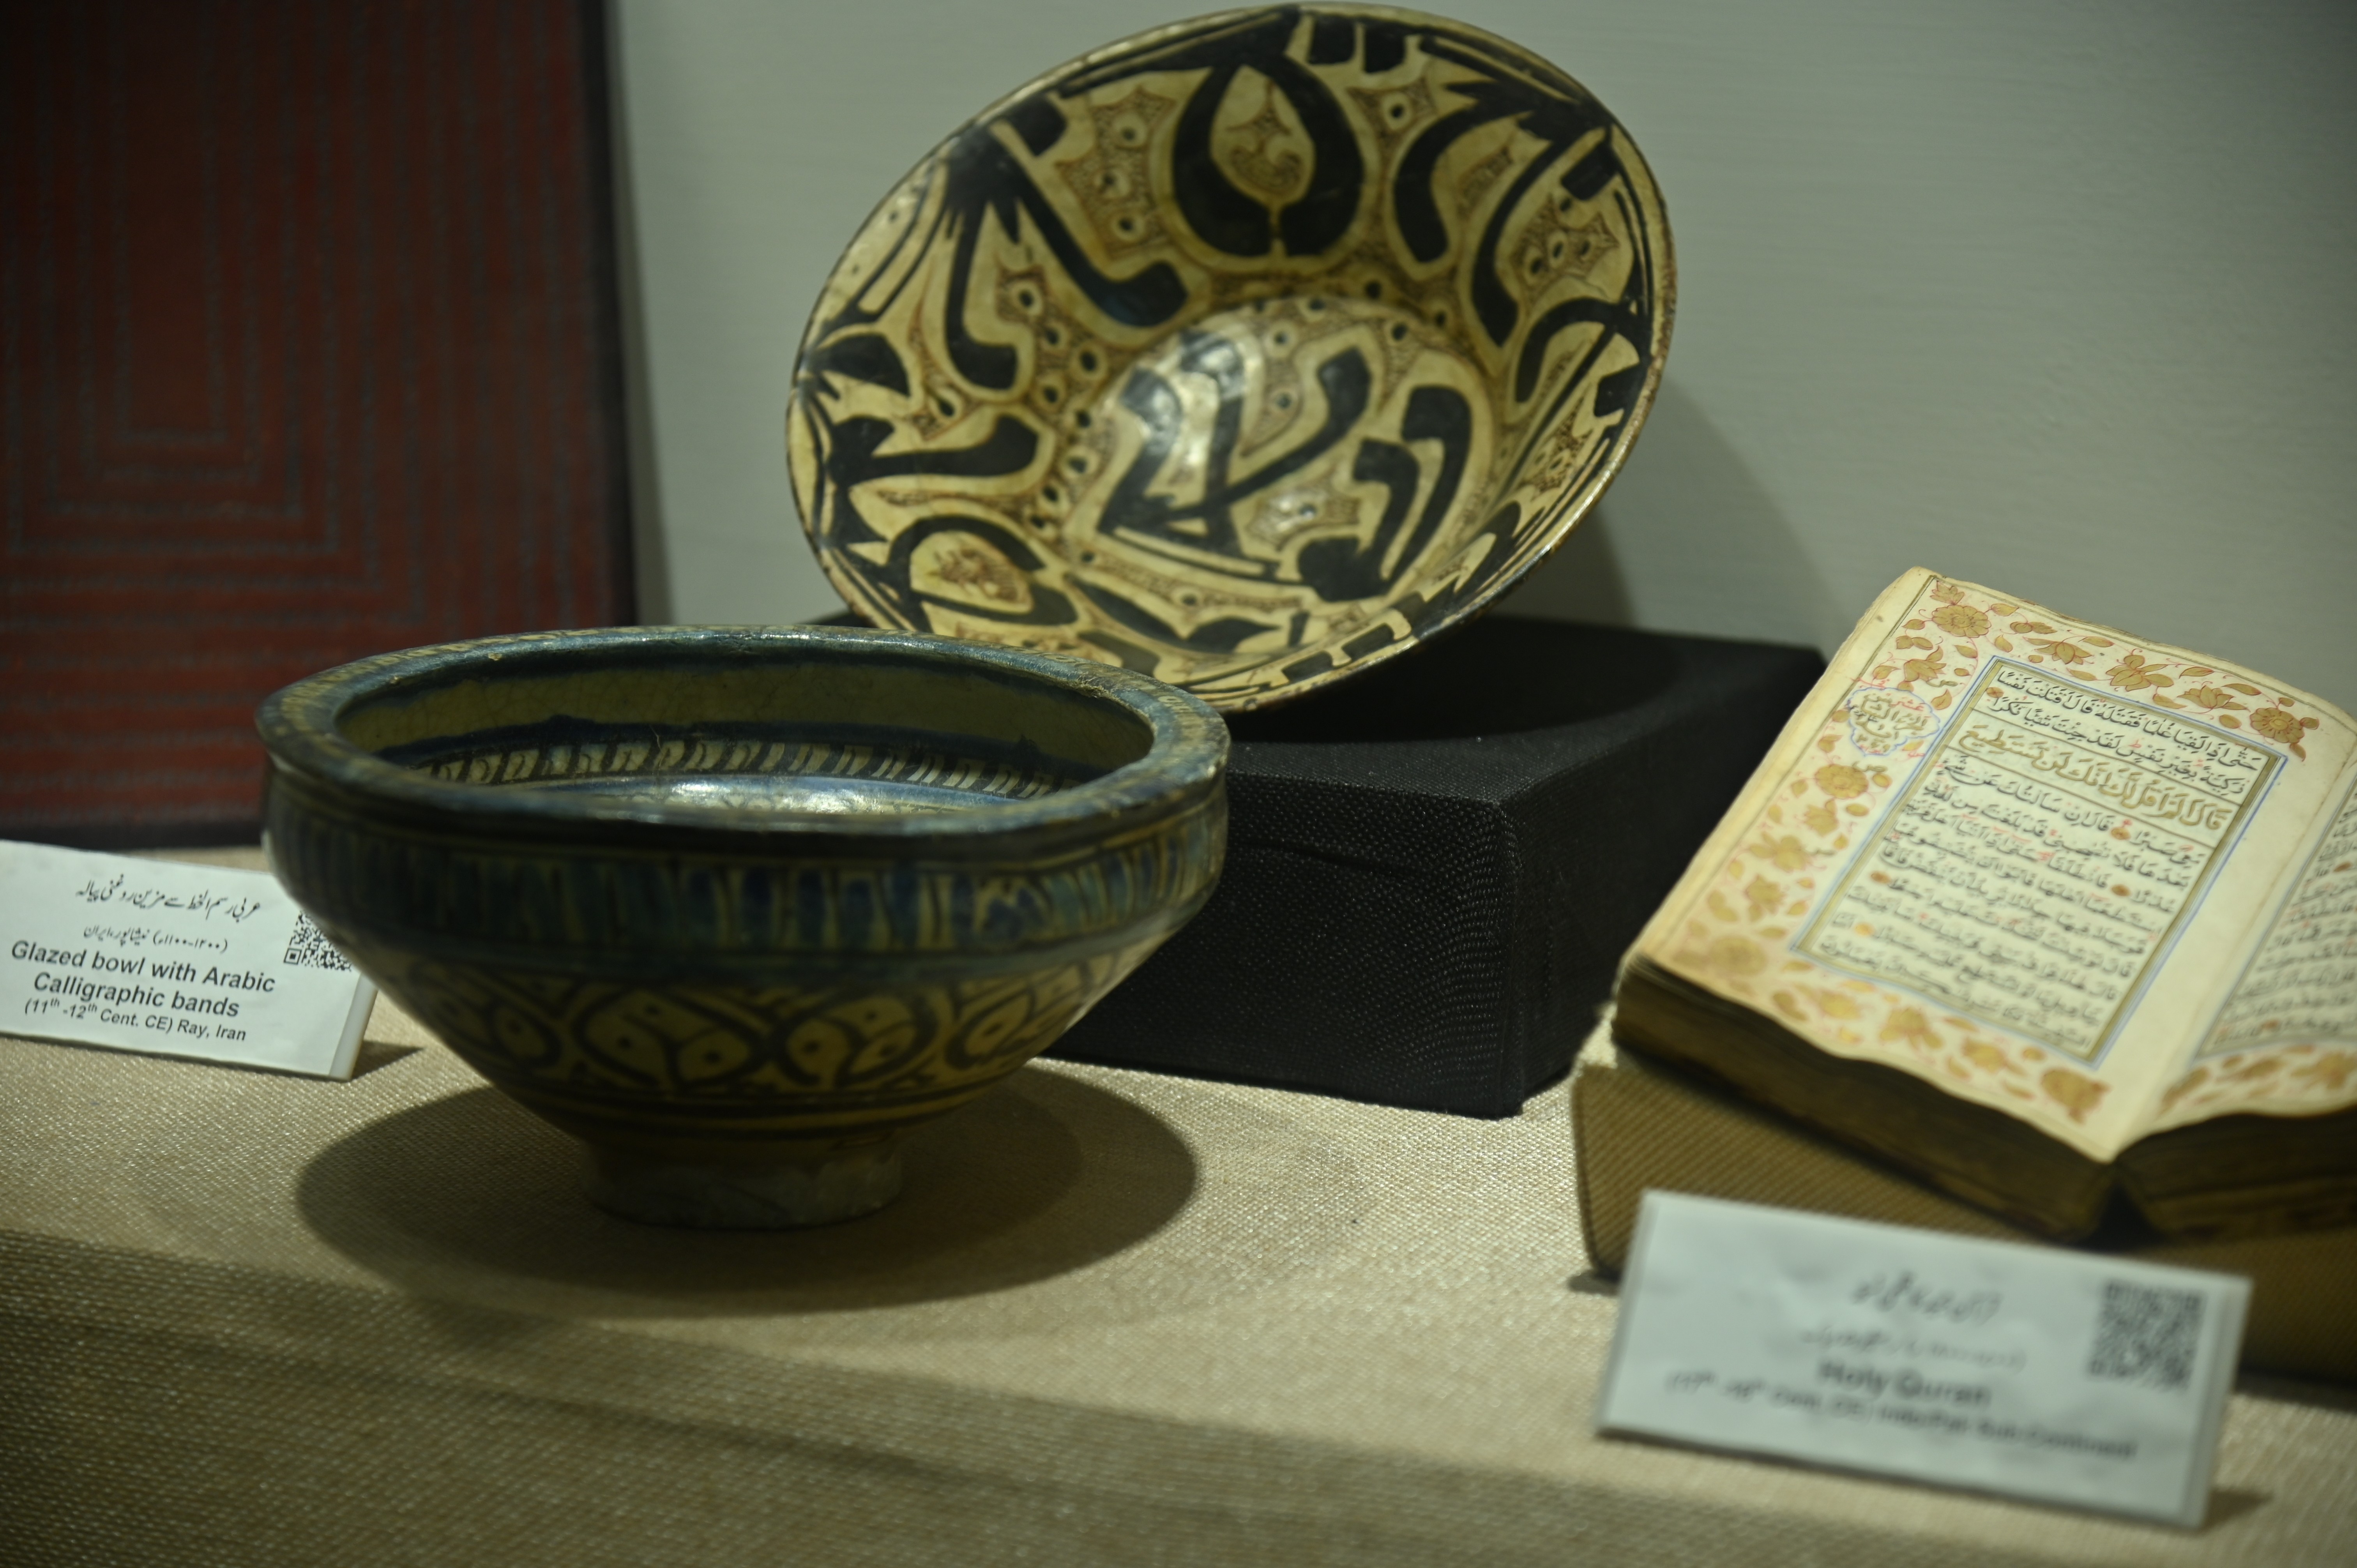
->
[256, 626, 1227, 1227]
[789, 4, 1670, 711]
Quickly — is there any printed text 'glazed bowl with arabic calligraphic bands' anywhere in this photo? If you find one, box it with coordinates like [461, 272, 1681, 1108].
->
[789, 4, 1671, 712]
[257, 626, 1228, 1228]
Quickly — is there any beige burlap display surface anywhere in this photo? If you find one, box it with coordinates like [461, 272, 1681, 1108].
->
[4, 859, 2354, 1565]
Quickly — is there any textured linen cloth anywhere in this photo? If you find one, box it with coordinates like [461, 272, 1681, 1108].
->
[2, 851, 2353, 1566]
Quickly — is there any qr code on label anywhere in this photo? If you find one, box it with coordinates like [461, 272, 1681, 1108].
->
[282, 914, 353, 973]
[2087, 1280, 2203, 1391]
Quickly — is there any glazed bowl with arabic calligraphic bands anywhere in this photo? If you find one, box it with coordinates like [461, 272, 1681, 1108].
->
[789, 4, 1671, 712]
[256, 625, 1228, 1227]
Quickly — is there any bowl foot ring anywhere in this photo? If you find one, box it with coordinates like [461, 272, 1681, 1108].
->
[582, 1142, 905, 1229]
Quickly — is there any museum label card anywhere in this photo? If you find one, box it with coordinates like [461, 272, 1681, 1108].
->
[0, 840, 375, 1079]
[1594, 1193, 2248, 1527]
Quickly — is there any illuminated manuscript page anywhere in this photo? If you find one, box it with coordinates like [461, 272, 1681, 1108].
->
[2151, 768, 2357, 1132]
[1631, 569, 2357, 1162]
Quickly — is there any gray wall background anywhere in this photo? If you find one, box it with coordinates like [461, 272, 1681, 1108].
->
[610, 0, 2357, 708]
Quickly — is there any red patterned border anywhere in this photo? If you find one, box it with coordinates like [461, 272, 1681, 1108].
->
[2, 0, 632, 842]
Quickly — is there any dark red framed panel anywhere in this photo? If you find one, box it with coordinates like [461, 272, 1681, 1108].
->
[2, 0, 634, 844]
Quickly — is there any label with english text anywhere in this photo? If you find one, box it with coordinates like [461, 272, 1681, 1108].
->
[1594, 1192, 2247, 1528]
[1, 840, 375, 1079]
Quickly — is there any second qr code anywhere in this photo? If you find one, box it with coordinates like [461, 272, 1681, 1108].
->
[282, 914, 354, 973]
[2087, 1280, 2202, 1391]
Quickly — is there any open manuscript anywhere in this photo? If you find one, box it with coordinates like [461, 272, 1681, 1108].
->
[1615, 569, 2357, 1239]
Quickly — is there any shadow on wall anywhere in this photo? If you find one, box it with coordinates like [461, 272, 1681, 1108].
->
[1504, 378, 1849, 654]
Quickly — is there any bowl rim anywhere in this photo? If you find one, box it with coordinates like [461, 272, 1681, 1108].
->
[787, 1, 1675, 715]
[255, 623, 1228, 844]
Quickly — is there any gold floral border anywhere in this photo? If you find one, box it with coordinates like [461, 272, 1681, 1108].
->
[2154, 1043, 2357, 1129]
[1660, 572, 2348, 1151]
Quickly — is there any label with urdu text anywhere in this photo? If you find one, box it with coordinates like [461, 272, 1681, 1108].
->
[1595, 1192, 2247, 1528]
[0, 840, 375, 1079]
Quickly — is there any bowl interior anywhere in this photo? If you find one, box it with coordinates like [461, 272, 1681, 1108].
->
[333, 637, 1157, 818]
[789, 5, 1669, 712]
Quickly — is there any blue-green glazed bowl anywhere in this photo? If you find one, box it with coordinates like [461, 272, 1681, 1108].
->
[257, 625, 1227, 1227]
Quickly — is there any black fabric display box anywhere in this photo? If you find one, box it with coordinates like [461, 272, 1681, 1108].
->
[1049, 618, 1824, 1116]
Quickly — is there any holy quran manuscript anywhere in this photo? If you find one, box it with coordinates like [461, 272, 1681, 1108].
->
[1613, 569, 2357, 1240]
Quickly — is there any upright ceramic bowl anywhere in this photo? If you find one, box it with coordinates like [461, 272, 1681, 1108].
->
[257, 626, 1227, 1227]
[789, 4, 1670, 711]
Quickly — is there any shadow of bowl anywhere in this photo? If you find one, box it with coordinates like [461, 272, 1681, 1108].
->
[295, 1065, 1197, 1320]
